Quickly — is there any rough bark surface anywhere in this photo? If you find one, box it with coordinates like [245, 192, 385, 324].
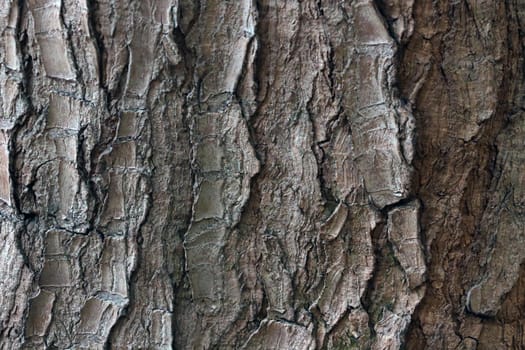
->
[0, 0, 523, 349]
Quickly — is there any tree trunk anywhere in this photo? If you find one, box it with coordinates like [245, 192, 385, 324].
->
[0, 0, 523, 349]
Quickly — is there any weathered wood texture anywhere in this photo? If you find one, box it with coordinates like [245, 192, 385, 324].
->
[0, 0, 523, 349]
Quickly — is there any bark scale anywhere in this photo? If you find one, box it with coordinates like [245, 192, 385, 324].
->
[0, 0, 523, 349]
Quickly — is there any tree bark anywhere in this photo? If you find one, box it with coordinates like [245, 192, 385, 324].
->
[0, 0, 523, 349]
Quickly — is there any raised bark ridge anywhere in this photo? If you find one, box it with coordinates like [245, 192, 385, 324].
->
[0, 0, 522, 349]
